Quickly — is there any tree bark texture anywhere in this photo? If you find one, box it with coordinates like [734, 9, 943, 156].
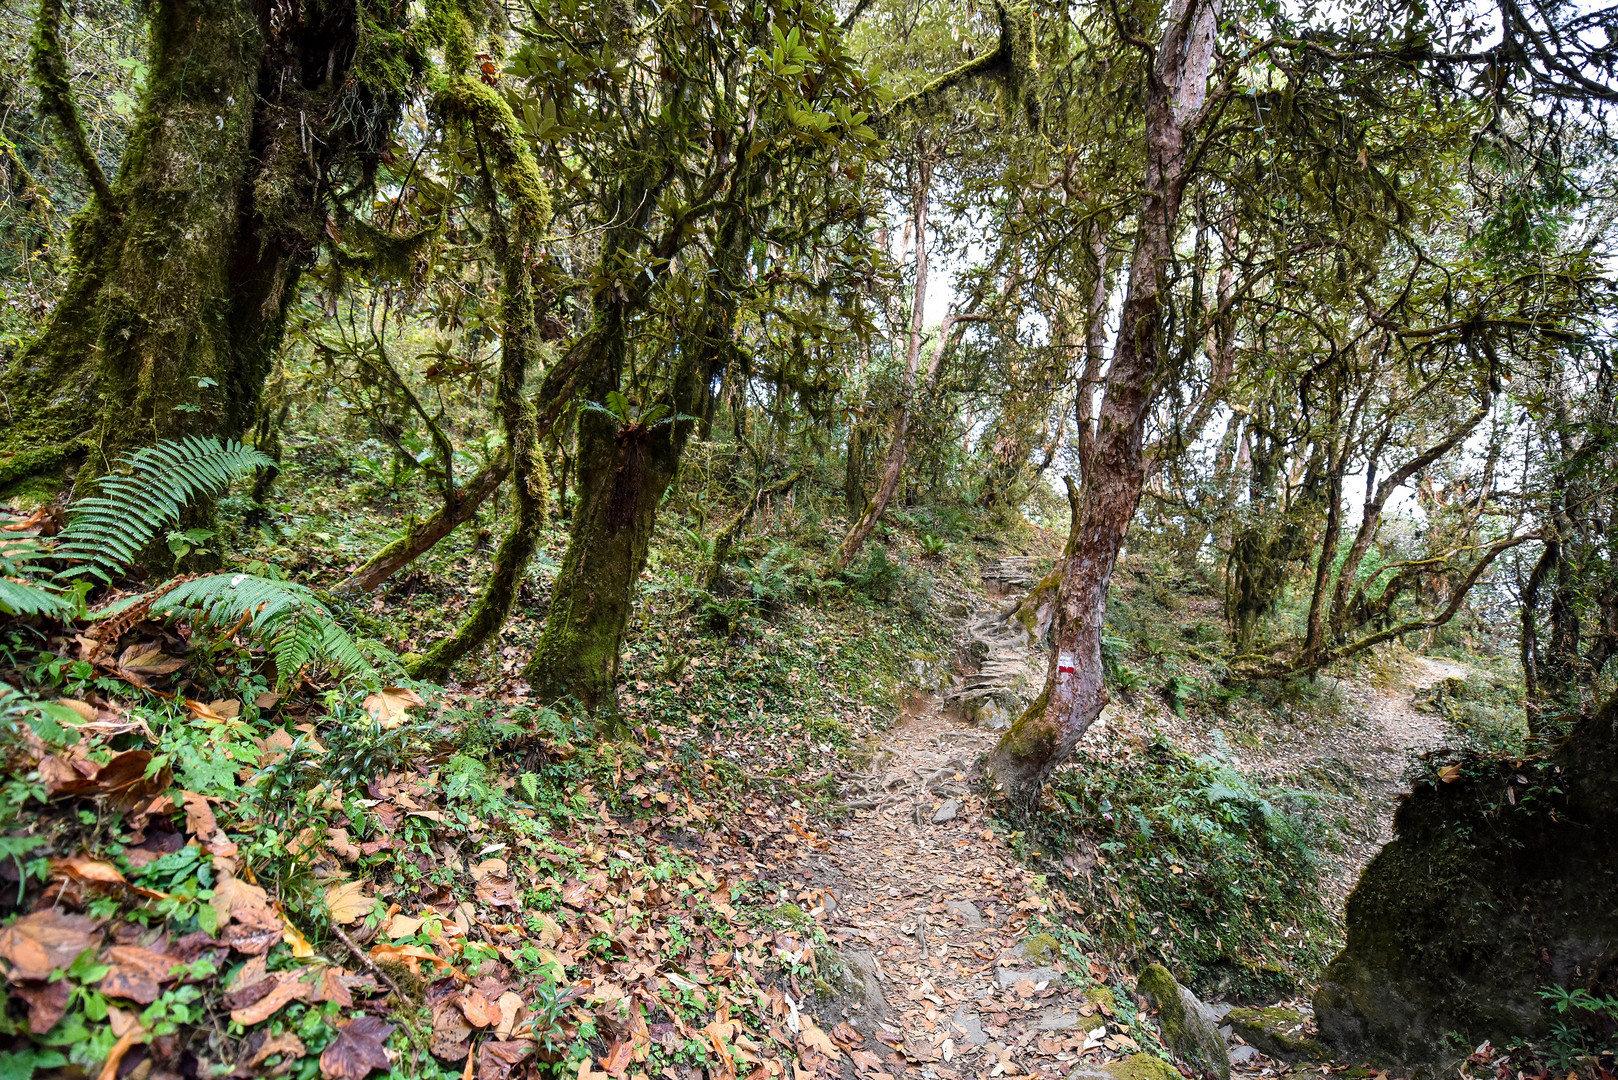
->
[407, 73, 552, 681]
[522, 175, 763, 713]
[986, 0, 1220, 803]
[0, 0, 416, 497]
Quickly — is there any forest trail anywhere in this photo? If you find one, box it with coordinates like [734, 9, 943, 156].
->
[811, 697, 1111, 1080]
[1318, 653, 1471, 903]
[786, 554, 1484, 1080]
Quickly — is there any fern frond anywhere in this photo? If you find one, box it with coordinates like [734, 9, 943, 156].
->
[56, 438, 274, 581]
[155, 573, 380, 688]
[0, 577, 73, 619]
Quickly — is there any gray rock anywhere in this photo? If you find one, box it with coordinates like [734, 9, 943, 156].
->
[1137, 964, 1230, 1080]
[994, 965, 1062, 990]
[1223, 1007, 1327, 1063]
[951, 1005, 989, 1045]
[821, 948, 888, 1034]
[1229, 1045, 1260, 1065]
[945, 900, 984, 928]
[1036, 1008, 1083, 1031]
[933, 799, 960, 823]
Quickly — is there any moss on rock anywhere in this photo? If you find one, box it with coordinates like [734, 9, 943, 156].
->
[1021, 933, 1062, 964]
[1314, 697, 1618, 1077]
[1137, 964, 1229, 1080]
[1067, 1053, 1182, 1080]
[1104, 1054, 1183, 1080]
[1223, 1008, 1327, 1062]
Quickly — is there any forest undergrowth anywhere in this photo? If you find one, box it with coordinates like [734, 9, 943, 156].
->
[0, 423, 1537, 1080]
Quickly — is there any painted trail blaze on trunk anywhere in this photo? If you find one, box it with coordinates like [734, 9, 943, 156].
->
[986, 0, 1221, 804]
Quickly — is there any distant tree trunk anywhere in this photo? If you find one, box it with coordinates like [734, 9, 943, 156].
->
[844, 425, 868, 521]
[986, 0, 1221, 803]
[833, 155, 938, 572]
[705, 470, 802, 592]
[0, 0, 414, 496]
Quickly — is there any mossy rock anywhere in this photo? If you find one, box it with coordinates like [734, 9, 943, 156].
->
[1105, 1054, 1184, 1080]
[1066, 1053, 1181, 1080]
[1020, 933, 1062, 964]
[1224, 1007, 1328, 1062]
[1314, 699, 1618, 1077]
[1087, 986, 1119, 1015]
[1137, 964, 1230, 1080]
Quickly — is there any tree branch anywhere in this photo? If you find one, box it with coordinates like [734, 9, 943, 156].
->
[30, 0, 116, 210]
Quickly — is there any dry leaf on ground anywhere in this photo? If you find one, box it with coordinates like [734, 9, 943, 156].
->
[230, 972, 311, 1025]
[0, 909, 100, 981]
[324, 881, 373, 925]
[245, 1032, 308, 1069]
[50, 856, 126, 886]
[14, 978, 71, 1034]
[363, 687, 424, 728]
[475, 1039, 533, 1080]
[320, 1016, 396, 1079]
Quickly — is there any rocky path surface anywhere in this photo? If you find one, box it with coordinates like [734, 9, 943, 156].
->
[813, 702, 1128, 1080]
[793, 563, 1479, 1080]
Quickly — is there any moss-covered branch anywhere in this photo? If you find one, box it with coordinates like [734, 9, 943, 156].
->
[878, 2, 1039, 131]
[409, 56, 554, 681]
[30, 0, 116, 210]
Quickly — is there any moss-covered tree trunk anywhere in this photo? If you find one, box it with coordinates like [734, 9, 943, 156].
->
[520, 387, 689, 712]
[405, 70, 552, 681]
[522, 189, 760, 714]
[0, 0, 414, 497]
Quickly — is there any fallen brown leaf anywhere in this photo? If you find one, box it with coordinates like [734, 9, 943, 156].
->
[181, 791, 218, 838]
[14, 978, 71, 1034]
[475, 1039, 533, 1080]
[50, 856, 126, 886]
[98, 944, 181, 1004]
[246, 1031, 308, 1071]
[600, 1040, 633, 1077]
[321, 1016, 396, 1079]
[230, 971, 311, 1025]
[312, 966, 354, 1007]
[96, 1023, 148, 1080]
[459, 989, 500, 1028]
[118, 642, 187, 677]
[325, 881, 373, 925]
[0, 909, 100, 981]
[363, 687, 424, 728]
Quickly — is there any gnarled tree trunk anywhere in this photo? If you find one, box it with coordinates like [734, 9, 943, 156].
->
[0, 0, 414, 497]
[986, 0, 1220, 803]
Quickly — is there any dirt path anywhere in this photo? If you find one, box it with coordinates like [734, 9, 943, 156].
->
[1314, 655, 1469, 906]
[793, 569, 1474, 1080]
[810, 701, 1119, 1080]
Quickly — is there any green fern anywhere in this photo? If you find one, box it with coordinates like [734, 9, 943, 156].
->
[0, 535, 74, 618]
[0, 578, 74, 619]
[155, 573, 379, 688]
[55, 437, 273, 582]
